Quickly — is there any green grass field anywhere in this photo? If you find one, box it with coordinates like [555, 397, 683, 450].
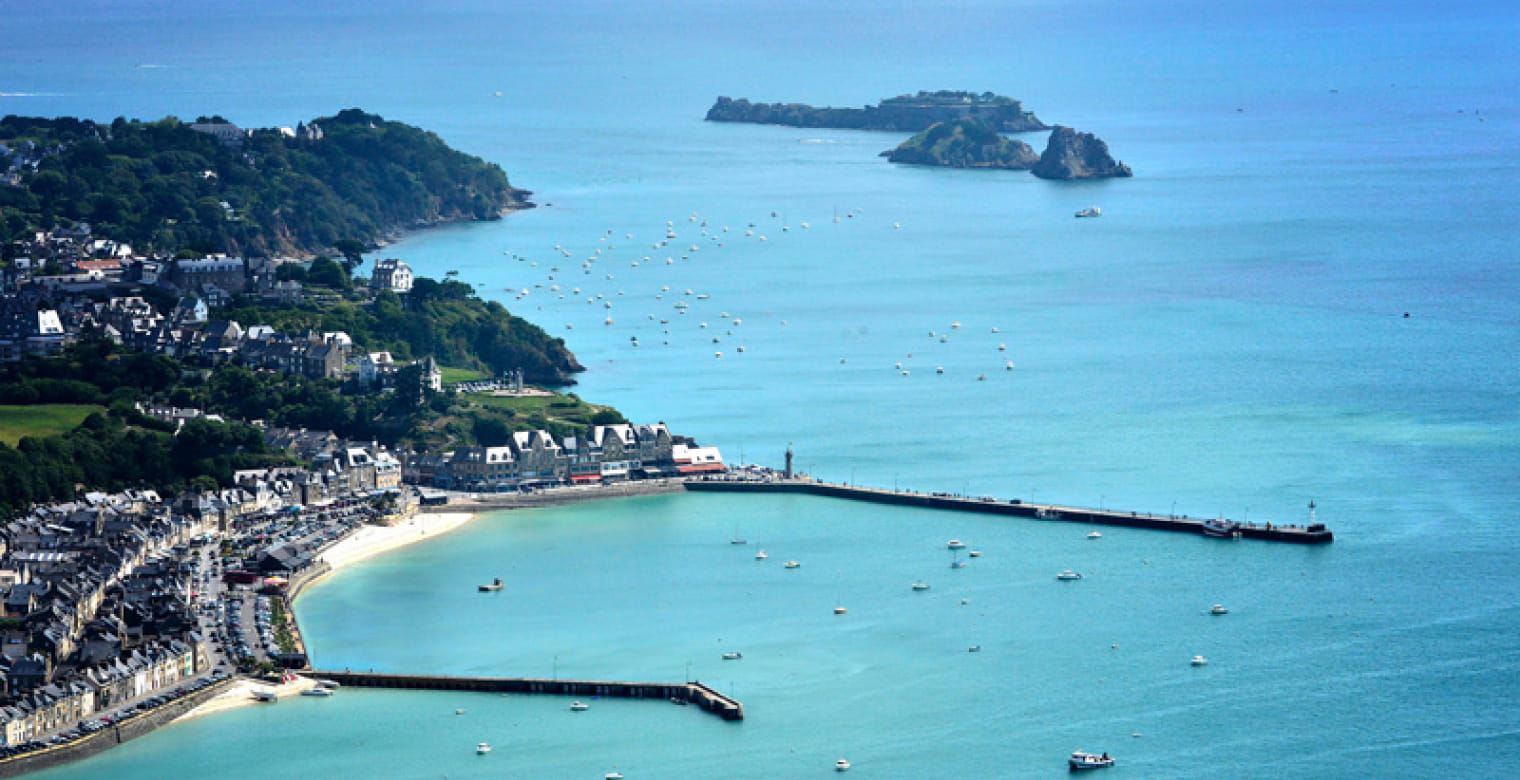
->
[0, 404, 106, 446]
[439, 366, 493, 385]
[468, 393, 620, 428]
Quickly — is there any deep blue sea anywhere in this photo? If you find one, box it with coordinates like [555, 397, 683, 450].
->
[8, 0, 1519, 777]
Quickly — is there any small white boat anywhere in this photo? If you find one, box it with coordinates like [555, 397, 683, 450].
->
[1068, 751, 1114, 769]
[783, 560, 801, 569]
[1056, 570, 1082, 581]
[834, 606, 848, 615]
[730, 537, 747, 545]
[947, 540, 967, 549]
[606, 773, 624, 780]
[252, 689, 278, 702]
[1201, 518, 1239, 538]
[911, 581, 930, 591]
[968, 645, 981, 653]
[1210, 604, 1229, 615]
[300, 687, 332, 697]
[722, 652, 742, 660]
[476, 742, 492, 755]
[835, 758, 852, 771]
[755, 549, 768, 560]
[570, 701, 590, 711]
[455, 708, 466, 714]
[478, 578, 504, 592]
[1087, 531, 1103, 540]
[1074, 206, 1102, 218]
[968, 550, 981, 558]
[1190, 655, 1209, 666]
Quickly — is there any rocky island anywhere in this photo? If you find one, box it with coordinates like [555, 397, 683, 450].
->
[706, 90, 1132, 181]
[1031, 126, 1133, 180]
[881, 118, 1040, 169]
[705, 90, 1048, 133]
[883, 121, 1133, 180]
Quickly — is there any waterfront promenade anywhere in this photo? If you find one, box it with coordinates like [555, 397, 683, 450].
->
[685, 478, 1334, 543]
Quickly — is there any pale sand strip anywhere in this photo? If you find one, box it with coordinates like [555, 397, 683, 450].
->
[317, 511, 477, 571]
[174, 676, 322, 724]
[177, 511, 478, 722]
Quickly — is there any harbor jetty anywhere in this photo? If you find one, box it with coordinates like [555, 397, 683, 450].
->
[685, 478, 1333, 544]
[306, 671, 744, 720]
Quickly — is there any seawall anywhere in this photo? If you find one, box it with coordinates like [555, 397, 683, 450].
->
[0, 677, 236, 779]
[306, 671, 743, 720]
[421, 479, 687, 513]
[685, 479, 1333, 544]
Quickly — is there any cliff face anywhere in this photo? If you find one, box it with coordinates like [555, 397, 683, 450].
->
[706, 91, 1049, 133]
[1031, 126, 1133, 180]
[882, 119, 1039, 169]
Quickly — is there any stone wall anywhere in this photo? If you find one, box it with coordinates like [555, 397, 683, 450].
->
[0, 677, 235, 778]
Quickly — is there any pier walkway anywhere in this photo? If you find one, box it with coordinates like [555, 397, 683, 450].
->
[306, 671, 744, 720]
[685, 479, 1333, 544]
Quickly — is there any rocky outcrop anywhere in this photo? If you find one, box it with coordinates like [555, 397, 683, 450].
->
[1031, 126, 1132, 180]
[881, 119, 1039, 169]
[706, 90, 1048, 133]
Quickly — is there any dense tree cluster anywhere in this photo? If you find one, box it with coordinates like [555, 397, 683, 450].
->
[0, 109, 529, 257]
[0, 410, 279, 519]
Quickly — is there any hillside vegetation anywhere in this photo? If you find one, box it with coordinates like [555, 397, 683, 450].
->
[0, 109, 530, 257]
[227, 275, 583, 385]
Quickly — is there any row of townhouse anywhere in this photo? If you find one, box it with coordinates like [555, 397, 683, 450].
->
[0, 639, 201, 746]
[415, 423, 727, 492]
[0, 490, 216, 709]
[0, 409, 409, 744]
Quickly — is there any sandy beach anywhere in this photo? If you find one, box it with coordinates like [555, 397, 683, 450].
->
[317, 510, 478, 571]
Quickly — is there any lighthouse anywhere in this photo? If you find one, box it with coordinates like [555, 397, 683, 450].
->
[784, 443, 794, 479]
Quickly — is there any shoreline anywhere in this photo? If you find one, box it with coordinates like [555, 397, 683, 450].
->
[174, 480, 694, 724]
[177, 510, 479, 721]
[429, 478, 689, 511]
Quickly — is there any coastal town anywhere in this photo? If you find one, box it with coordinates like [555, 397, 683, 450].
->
[0, 210, 729, 770]
[0, 404, 726, 769]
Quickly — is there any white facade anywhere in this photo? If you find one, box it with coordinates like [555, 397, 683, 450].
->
[371, 259, 413, 293]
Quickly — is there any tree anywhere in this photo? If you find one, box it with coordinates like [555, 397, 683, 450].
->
[332, 239, 366, 271]
[305, 256, 350, 289]
[189, 475, 220, 492]
[393, 363, 427, 412]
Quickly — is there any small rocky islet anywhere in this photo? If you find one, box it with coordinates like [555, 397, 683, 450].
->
[707, 91, 1131, 180]
[879, 118, 1040, 169]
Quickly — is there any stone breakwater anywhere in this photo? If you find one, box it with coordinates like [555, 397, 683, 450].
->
[684, 479, 1332, 544]
[307, 671, 744, 720]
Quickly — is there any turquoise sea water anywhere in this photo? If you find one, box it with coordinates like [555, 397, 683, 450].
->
[9, 1, 1519, 777]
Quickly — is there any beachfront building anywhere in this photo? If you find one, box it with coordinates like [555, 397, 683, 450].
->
[511, 430, 564, 487]
[673, 443, 727, 475]
[416, 423, 723, 491]
[446, 446, 518, 492]
[593, 424, 637, 481]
